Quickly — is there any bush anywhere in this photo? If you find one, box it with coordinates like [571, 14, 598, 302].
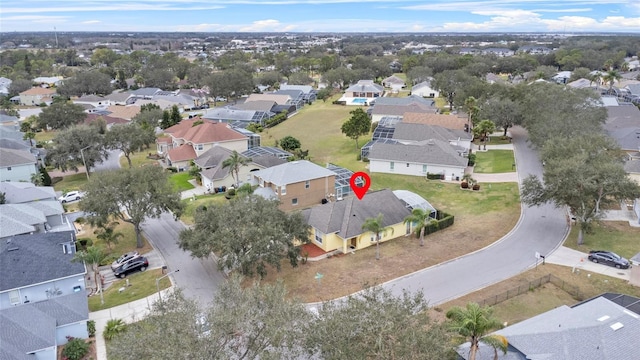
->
[467, 153, 476, 166]
[104, 318, 127, 341]
[62, 337, 89, 360]
[460, 181, 469, 189]
[426, 173, 443, 180]
[225, 188, 236, 200]
[357, 153, 362, 161]
[166, 166, 178, 173]
[472, 184, 481, 191]
[77, 238, 93, 251]
[99, 254, 118, 267]
[87, 320, 96, 337]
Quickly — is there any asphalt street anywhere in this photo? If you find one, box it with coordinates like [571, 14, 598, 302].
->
[140, 211, 226, 306]
[379, 126, 570, 305]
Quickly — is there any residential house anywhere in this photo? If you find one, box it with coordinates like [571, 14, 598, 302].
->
[245, 93, 291, 106]
[552, 71, 572, 84]
[105, 90, 134, 105]
[392, 123, 473, 152]
[368, 139, 468, 180]
[105, 104, 140, 121]
[279, 84, 317, 103]
[196, 146, 287, 191]
[130, 87, 162, 100]
[0, 113, 19, 126]
[410, 80, 439, 98]
[603, 105, 640, 155]
[402, 112, 469, 131]
[481, 47, 514, 57]
[73, 94, 111, 109]
[251, 160, 336, 211]
[382, 75, 406, 92]
[0, 231, 89, 360]
[302, 189, 425, 254]
[456, 293, 640, 360]
[203, 107, 271, 126]
[32, 76, 63, 88]
[273, 89, 306, 110]
[371, 95, 436, 107]
[339, 80, 384, 106]
[83, 113, 129, 129]
[161, 119, 249, 171]
[370, 103, 438, 123]
[0, 147, 37, 182]
[19, 87, 56, 106]
[517, 45, 552, 55]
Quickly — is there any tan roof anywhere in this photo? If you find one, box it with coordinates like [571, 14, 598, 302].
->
[245, 93, 290, 105]
[165, 118, 247, 144]
[402, 112, 468, 131]
[20, 87, 56, 96]
[167, 144, 196, 162]
[106, 105, 141, 120]
[84, 113, 129, 126]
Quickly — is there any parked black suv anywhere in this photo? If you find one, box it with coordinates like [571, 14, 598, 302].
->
[588, 250, 630, 269]
[113, 257, 149, 278]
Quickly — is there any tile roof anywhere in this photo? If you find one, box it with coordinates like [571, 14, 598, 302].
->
[167, 144, 196, 162]
[0, 148, 36, 167]
[20, 87, 56, 96]
[0, 182, 57, 204]
[302, 189, 411, 239]
[165, 118, 247, 144]
[156, 136, 171, 145]
[252, 160, 336, 186]
[370, 103, 437, 117]
[245, 93, 291, 105]
[106, 104, 141, 120]
[393, 123, 471, 142]
[368, 139, 468, 167]
[0, 231, 85, 292]
[402, 112, 468, 131]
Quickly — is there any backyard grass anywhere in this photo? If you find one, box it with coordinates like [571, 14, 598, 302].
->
[34, 130, 57, 143]
[473, 150, 516, 173]
[88, 268, 171, 311]
[180, 193, 228, 225]
[119, 150, 159, 168]
[169, 172, 195, 192]
[563, 221, 640, 259]
[52, 173, 89, 192]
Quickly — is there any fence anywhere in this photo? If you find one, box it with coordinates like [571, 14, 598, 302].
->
[478, 274, 582, 307]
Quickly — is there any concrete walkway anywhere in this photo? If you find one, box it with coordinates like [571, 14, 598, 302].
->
[545, 246, 631, 281]
[180, 179, 208, 200]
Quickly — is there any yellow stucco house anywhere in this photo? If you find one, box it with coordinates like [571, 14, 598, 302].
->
[301, 189, 436, 254]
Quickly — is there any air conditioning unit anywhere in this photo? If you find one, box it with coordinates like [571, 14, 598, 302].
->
[336, 197, 343, 201]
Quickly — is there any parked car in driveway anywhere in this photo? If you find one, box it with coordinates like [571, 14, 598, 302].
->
[58, 191, 83, 203]
[113, 256, 148, 278]
[111, 251, 140, 271]
[588, 250, 630, 269]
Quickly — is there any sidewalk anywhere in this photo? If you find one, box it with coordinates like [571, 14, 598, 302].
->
[545, 246, 631, 281]
[180, 179, 208, 200]
[90, 287, 174, 360]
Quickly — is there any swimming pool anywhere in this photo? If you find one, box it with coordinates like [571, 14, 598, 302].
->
[351, 98, 368, 104]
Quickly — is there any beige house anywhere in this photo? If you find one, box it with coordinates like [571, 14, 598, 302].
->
[19, 87, 56, 106]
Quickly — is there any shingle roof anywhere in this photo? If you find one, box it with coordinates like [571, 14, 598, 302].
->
[624, 159, 640, 173]
[132, 87, 161, 97]
[370, 103, 437, 117]
[0, 182, 57, 204]
[302, 189, 411, 239]
[245, 93, 291, 105]
[84, 113, 129, 126]
[252, 160, 336, 186]
[382, 75, 405, 85]
[106, 104, 141, 120]
[604, 105, 640, 129]
[105, 91, 133, 103]
[0, 292, 88, 359]
[0, 148, 36, 167]
[372, 95, 434, 107]
[608, 127, 640, 151]
[393, 123, 471, 142]
[0, 126, 24, 141]
[279, 84, 314, 94]
[164, 118, 247, 144]
[250, 155, 287, 168]
[232, 100, 276, 112]
[402, 112, 468, 131]
[194, 146, 236, 169]
[0, 231, 85, 292]
[345, 80, 384, 93]
[368, 139, 468, 167]
[75, 94, 107, 102]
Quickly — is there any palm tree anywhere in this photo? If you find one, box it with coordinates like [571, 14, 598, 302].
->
[222, 151, 250, 187]
[361, 213, 394, 260]
[403, 208, 436, 247]
[94, 221, 124, 251]
[602, 69, 622, 93]
[464, 96, 479, 133]
[103, 318, 127, 341]
[474, 119, 496, 150]
[446, 302, 507, 360]
[72, 246, 107, 292]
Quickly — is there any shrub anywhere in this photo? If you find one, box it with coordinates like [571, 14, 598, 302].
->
[87, 320, 96, 337]
[461, 181, 469, 189]
[62, 337, 89, 360]
[472, 184, 481, 191]
[166, 166, 178, 173]
[77, 238, 93, 251]
[426, 173, 443, 180]
[99, 254, 118, 267]
[356, 153, 362, 161]
[467, 153, 476, 166]
[104, 318, 127, 341]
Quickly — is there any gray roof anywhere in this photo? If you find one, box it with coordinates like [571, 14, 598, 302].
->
[241, 146, 293, 160]
[0, 231, 85, 292]
[0, 138, 31, 151]
[131, 87, 161, 96]
[625, 84, 640, 95]
[624, 159, 640, 173]
[105, 90, 132, 103]
[279, 84, 315, 94]
[250, 155, 287, 168]
[604, 105, 640, 130]
[372, 94, 435, 107]
[0, 148, 36, 167]
[411, 80, 435, 90]
[458, 295, 640, 360]
[608, 127, 640, 151]
[393, 123, 471, 142]
[0, 182, 57, 204]
[368, 139, 468, 167]
[232, 100, 276, 112]
[302, 189, 411, 239]
[274, 89, 304, 99]
[0, 292, 88, 359]
[0, 126, 24, 141]
[252, 160, 336, 186]
[194, 146, 237, 169]
[75, 94, 107, 102]
[204, 108, 261, 122]
[345, 80, 384, 94]
[0, 113, 19, 124]
[0, 204, 47, 238]
[370, 103, 437, 117]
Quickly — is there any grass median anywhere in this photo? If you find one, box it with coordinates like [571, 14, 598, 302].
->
[88, 268, 171, 311]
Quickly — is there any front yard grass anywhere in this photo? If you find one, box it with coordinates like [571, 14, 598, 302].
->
[119, 150, 159, 168]
[75, 220, 153, 261]
[180, 193, 228, 225]
[473, 135, 512, 145]
[34, 130, 57, 143]
[53, 173, 89, 192]
[88, 268, 170, 311]
[169, 172, 195, 192]
[563, 221, 640, 259]
[473, 150, 516, 173]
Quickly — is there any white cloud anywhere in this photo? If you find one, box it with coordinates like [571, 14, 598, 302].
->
[81, 20, 101, 24]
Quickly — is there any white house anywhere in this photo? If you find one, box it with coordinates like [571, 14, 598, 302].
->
[0, 148, 37, 182]
[339, 80, 384, 106]
[411, 79, 439, 98]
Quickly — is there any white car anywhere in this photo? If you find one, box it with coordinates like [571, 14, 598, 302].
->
[59, 191, 83, 203]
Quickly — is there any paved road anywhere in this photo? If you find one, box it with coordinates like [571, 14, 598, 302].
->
[380, 126, 570, 305]
[140, 211, 226, 306]
[92, 149, 122, 172]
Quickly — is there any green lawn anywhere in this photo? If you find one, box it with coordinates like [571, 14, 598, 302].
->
[473, 135, 513, 145]
[53, 173, 89, 192]
[119, 150, 159, 168]
[34, 130, 57, 143]
[75, 220, 154, 261]
[474, 150, 516, 173]
[564, 221, 640, 259]
[88, 268, 171, 311]
[180, 193, 228, 225]
[169, 172, 195, 192]
[261, 95, 368, 172]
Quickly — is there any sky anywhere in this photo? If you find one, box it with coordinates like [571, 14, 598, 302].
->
[1, 0, 640, 33]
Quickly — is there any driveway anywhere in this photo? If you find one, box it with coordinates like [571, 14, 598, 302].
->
[380, 126, 570, 305]
[140, 211, 226, 306]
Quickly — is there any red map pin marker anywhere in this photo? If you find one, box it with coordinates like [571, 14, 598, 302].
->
[350, 172, 371, 200]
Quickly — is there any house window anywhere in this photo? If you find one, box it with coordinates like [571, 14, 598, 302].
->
[195, 144, 204, 151]
[292, 198, 298, 205]
[315, 229, 324, 244]
[390, 162, 394, 171]
[7, 167, 11, 171]
[422, 165, 427, 174]
[305, 180, 310, 189]
[280, 185, 287, 195]
[9, 290, 19, 305]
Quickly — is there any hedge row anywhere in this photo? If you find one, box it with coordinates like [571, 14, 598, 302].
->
[422, 210, 455, 235]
